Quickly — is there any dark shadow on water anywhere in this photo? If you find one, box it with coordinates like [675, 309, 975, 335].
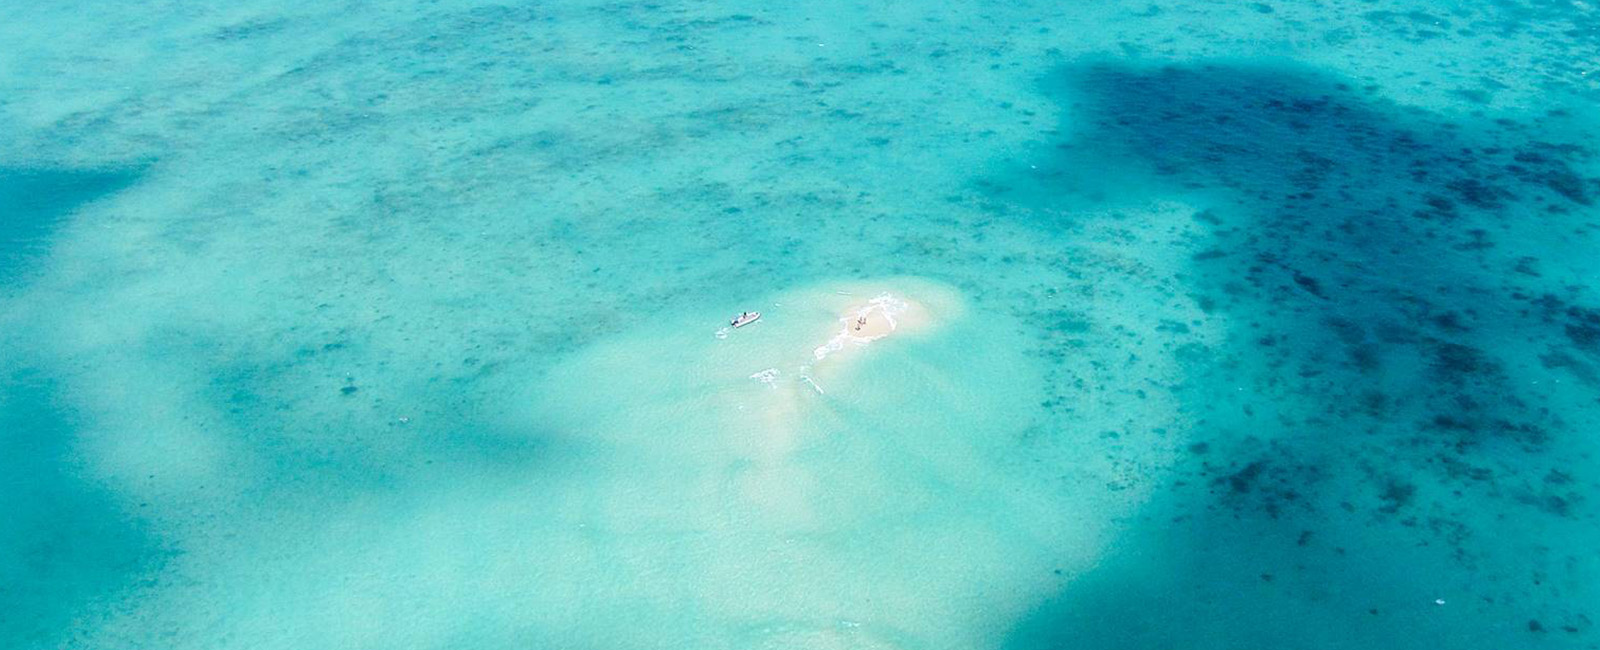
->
[0, 356, 575, 647]
[0, 164, 157, 643]
[0, 166, 143, 286]
[0, 369, 169, 646]
[995, 60, 1600, 649]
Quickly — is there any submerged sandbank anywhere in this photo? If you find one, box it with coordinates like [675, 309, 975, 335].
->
[506, 276, 1093, 646]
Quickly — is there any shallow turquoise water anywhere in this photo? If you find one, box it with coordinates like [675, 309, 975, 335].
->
[3, 1, 1598, 648]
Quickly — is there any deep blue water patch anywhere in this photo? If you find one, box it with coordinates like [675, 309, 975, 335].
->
[0, 167, 142, 285]
[999, 61, 1600, 649]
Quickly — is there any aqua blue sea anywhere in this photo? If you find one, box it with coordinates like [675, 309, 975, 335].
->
[3, 1, 1598, 648]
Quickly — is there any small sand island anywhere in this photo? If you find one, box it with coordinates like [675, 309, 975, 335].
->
[536, 276, 966, 440]
[812, 292, 930, 361]
[722, 278, 963, 399]
[760, 277, 961, 371]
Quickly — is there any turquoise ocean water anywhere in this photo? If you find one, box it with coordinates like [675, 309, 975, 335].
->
[3, 1, 1598, 648]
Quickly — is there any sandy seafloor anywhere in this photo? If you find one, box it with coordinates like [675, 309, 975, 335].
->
[2, 1, 1599, 648]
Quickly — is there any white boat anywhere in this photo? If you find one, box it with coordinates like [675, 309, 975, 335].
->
[730, 311, 761, 328]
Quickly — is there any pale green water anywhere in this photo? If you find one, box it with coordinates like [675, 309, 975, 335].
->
[3, 1, 1599, 648]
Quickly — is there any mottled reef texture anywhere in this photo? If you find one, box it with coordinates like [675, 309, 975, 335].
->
[1004, 61, 1599, 649]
